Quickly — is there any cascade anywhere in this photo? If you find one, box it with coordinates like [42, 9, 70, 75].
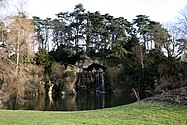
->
[101, 72, 105, 92]
[96, 68, 107, 94]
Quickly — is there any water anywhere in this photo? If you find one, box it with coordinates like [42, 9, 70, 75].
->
[96, 71, 107, 93]
[2, 93, 136, 111]
[100, 72, 105, 92]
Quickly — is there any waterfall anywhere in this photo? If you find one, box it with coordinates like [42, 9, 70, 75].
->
[101, 72, 105, 92]
[96, 69, 107, 94]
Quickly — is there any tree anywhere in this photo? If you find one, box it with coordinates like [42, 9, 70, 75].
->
[170, 7, 187, 58]
[107, 17, 131, 59]
[58, 4, 85, 55]
[42, 17, 52, 52]
[32, 16, 45, 50]
[70, 4, 85, 54]
[32, 16, 52, 51]
[176, 38, 187, 57]
[133, 15, 150, 69]
[163, 24, 184, 58]
[133, 15, 151, 51]
[150, 23, 171, 57]
[84, 11, 105, 54]
[6, 12, 35, 74]
[51, 18, 65, 48]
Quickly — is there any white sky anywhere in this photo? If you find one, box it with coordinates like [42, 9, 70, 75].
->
[6, 0, 187, 24]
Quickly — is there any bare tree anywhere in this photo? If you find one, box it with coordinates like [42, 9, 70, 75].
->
[0, 0, 8, 8]
[168, 7, 187, 58]
[0, 0, 45, 104]
[5, 12, 35, 74]
[163, 23, 185, 58]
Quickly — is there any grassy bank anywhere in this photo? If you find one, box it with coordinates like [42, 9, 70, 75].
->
[0, 102, 187, 125]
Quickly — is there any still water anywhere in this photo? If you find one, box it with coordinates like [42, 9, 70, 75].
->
[3, 93, 136, 111]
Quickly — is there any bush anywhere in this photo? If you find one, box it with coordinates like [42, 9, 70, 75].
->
[50, 62, 65, 81]
[63, 71, 76, 78]
[34, 48, 53, 66]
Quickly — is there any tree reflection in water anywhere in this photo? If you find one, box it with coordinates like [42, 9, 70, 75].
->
[2, 93, 136, 111]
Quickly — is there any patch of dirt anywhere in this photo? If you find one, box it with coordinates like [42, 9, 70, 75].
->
[144, 87, 187, 105]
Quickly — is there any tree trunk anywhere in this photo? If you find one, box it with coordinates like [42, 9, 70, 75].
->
[16, 25, 21, 75]
[140, 46, 144, 69]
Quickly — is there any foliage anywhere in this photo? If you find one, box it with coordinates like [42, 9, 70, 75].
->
[49, 44, 77, 65]
[34, 48, 52, 65]
[63, 71, 76, 78]
[32, 16, 52, 51]
[50, 62, 65, 80]
[35, 4, 133, 60]
[120, 60, 142, 86]
[34, 48, 54, 76]
[115, 48, 183, 98]
[107, 39, 131, 59]
[0, 56, 45, 103]
[76, 71, 95, 92]
[49, 62, 65, 91]
[157, 57, 183, 86]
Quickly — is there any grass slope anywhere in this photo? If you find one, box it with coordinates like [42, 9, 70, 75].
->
[0, 102, 187, 125]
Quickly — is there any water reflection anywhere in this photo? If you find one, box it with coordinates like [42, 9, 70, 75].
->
[2, 93, 136, 111]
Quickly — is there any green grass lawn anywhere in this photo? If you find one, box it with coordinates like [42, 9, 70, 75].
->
[0, 102, 187, 125]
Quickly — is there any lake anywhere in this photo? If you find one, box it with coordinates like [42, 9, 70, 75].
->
[2, 93, 136, 111]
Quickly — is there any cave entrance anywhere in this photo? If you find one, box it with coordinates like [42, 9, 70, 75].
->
[86, 63, 107, 72]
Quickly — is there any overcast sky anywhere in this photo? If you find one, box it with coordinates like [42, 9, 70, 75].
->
[7, 0, 187, 24]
